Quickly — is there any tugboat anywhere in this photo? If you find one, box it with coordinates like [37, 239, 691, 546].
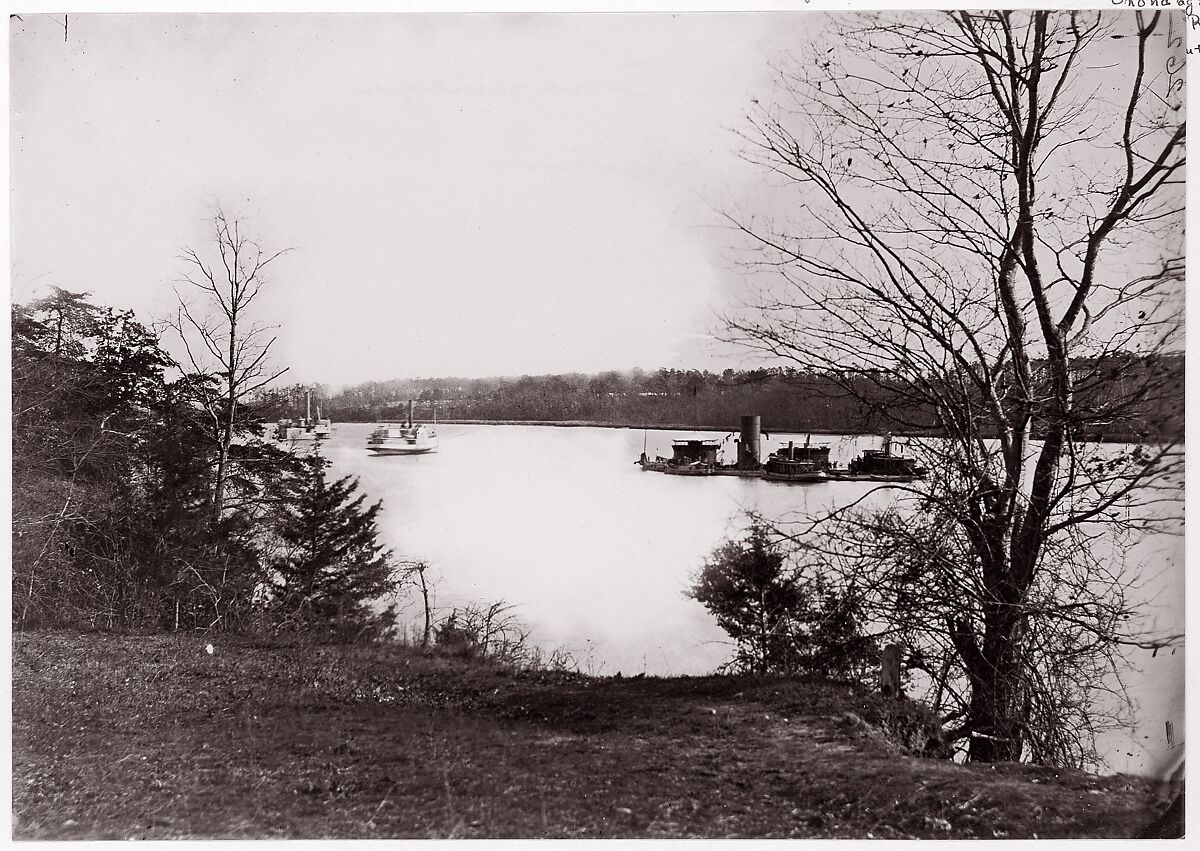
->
[273, 390, 333, 442]
[842, 434, 926, 479]
[780, 435, 831, 468]
[366, 400, 439, 455]
[764, 438, 830, 483]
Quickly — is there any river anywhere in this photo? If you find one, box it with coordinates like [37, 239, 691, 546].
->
[320, 422, 1183, 777]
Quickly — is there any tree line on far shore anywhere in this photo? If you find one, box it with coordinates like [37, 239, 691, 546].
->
[319, 358, 1182, 443]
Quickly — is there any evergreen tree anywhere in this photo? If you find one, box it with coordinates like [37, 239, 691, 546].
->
[689, 519, 802, 675]
[689, 516, 876, 679]
[267, 455, 399, 640]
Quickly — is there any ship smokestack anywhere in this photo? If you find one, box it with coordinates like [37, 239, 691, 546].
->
[738, 415, 762, 469]
[788, 440, 794, 460]
[408, 400, 414, 428]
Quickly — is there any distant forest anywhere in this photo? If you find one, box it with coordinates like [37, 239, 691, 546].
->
[315, 359, 1183, 442]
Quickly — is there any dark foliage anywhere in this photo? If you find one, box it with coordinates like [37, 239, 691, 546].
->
[689, 518, 878, 679]
[264, 455, 399, 641]
[320, 361, 1181, 441]
[12, 288, 190, 628]
[12, 289, 304, 633]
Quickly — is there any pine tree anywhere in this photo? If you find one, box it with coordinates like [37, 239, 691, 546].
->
[268, 455, 399, 640]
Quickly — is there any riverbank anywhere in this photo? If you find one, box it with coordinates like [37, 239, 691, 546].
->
[12, 630, 1175, 839]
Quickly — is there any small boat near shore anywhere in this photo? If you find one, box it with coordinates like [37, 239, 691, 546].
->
[367, 401, 438, 455]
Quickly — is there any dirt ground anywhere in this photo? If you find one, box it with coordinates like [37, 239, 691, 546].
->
[11, 630, 1176, 839]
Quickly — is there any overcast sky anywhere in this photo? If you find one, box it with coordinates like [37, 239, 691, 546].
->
[10, 12, 825, 386]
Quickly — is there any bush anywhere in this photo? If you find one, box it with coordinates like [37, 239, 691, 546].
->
[689, 516, 878, 680]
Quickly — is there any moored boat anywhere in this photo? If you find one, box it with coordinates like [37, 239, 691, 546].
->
[639, 437, 720, 474]
[843, 434, 926, 478]
[764, 439, 829, 483]
[631, 422, 927, 484]
[774, 435, 832, 470]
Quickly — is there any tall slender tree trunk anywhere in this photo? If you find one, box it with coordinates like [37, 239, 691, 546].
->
[419, 573, 432, 648]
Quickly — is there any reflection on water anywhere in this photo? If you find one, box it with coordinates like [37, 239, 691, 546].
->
[322, 423, 1182, 776]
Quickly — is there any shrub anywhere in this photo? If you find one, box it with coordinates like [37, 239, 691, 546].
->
[689, 516, 878, 679]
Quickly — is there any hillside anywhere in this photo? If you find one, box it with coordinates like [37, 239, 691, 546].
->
[11, 631, 1175, 840]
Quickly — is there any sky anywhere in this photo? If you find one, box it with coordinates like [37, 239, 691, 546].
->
[9, 11, 825, 387]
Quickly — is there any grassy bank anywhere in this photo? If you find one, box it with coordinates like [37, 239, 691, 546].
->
[12, 630, 1172, 839]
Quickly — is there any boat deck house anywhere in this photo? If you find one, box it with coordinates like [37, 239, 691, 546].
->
[671, 439, 719, 466]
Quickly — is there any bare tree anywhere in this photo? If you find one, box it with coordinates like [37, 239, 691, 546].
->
[399, 560, 436, 648]
[725, 10, 1183, 766]
[169, 208, 291, 518]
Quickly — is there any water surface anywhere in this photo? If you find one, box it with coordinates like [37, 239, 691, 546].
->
[322, 423, 1182, 775]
